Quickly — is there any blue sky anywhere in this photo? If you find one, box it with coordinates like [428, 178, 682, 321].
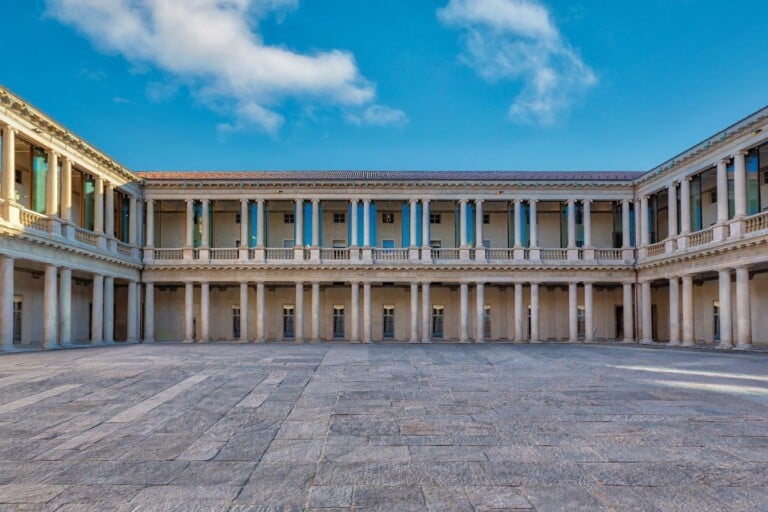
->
[3, 1, 768, 172]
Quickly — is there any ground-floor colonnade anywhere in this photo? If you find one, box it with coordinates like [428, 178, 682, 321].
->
[144, 279, 639, 344]
[0, 254, 140, 349]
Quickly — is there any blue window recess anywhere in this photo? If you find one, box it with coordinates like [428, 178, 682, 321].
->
[248, 202, 258, 248]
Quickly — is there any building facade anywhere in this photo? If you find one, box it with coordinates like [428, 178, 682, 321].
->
[1, 86, 767, 349]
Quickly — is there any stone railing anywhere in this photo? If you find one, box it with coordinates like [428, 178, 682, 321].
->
[265, 248, 294, 261]
[210, 248, 239, 261]
[432, 248, 461, 260]
[745, 211, 768, 234]
[688, 228, 714, 247]
[154, 248, 183, 260]
[74, 226, 99, 247]
[594, 249, 623, 260]
[646, 242, 665, 257]
[116, 241, 133, 258]
[486, 248, 515, 260]
[321, 248, 349, 261]
[540, 248, 567, 260]
[373, 248, 408, 261]
[19, 209, 50, 232]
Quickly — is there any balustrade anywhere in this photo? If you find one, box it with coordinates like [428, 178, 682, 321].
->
[540, 248, 568, 260]
[432, 248, 461, 260]
[74, 226, 99, 247]
[153, 248, 183, 260]
[486, 248, 515, 260]
[373, 248, 409, 261]
[321, 248, 349, 261]
[594, 249, 623, 260]
[210, 248, 239, 261]
[745, 211, 768, 234]
[646, 242, 665, 257]
[265, 248, 294, 261]
[688, 228, 714, 247]
[19, 209, 50, 232]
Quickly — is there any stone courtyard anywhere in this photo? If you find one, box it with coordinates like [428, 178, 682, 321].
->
[0, 343, 766, 511]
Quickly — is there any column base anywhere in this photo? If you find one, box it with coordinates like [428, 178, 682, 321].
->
[254, 247, 266, 263]
[729, 219, 744, 239]
[513, 248, 526, 260]
[681, 340, 696, 347]
[622, 248, 634, 262]
[567, 248, 580, 261]
[309, 248, 321, 262]
[421, 339, 432, 344]
[474, 248, 486, 261]
[528, 248, 540, 260]
[582, 248, 595, 260]
[677, 235, 688, 250]
[664, 239, 677, 253]
[529, 339, 542, 344]
[622, 338, 635, 344]
[361, 248, 373, 263]
[640, 339, 654, 345]
[409, 338, 419, 344]
[239, 248, 249, 261]
[409, 248, 421, 261]
[420, 248, 432, 262]
[713, 224, 729, 242]
[667, 340, 681, 347]
[734, 343, 754, 351]
[716, 342, 734, 350]
[459, 248, 471, 261]
[198, 248, 210, 263]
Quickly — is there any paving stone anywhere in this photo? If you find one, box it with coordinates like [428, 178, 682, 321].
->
[308, 485, 353, 508]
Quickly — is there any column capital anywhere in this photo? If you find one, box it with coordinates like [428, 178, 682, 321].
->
[669, 181, 678, 188]
[718, 157, 730, 166]
[621, 198, 630, 205]
[311, 198, 320, 205]
[475, 198, 484, 205]
[529, 198, 538, 204]
[422, 198, 430, 205]
[240, 198, 249, 205]
[363, 198, 371, 205]
[566, 198, 575, 205]
[2, 123, 15, 134]
[582, 198, 592, 205]
[459, 198, 468, 205]
[512, 198, 521, 205]
[185, 198, 194, 205]
[409, 198, 417, 205]
[734, 149, 749, 158]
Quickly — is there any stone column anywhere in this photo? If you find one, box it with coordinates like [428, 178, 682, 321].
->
[735, 267, 752, 349]
[459, 283, 469, 343]
[0, 256, 13, 350]
[94, 177, 104, 236]
[514, 283, 523, 343]
[105, 182, 114, 242]
[641, 281, 652, 344]
[311, 199, 320, 247]
[295, 282, 304, 343]
[144, 283, 155, 342]
[184, 282, 194, 342]
[61, 157, 73, 237]
[46, 152, 60, 235]
[103, 276, 114, 343]
[640, 196, 649, 247]
[583, 199, 592, 248]
[668, 277, 680, 345]
[622, 199, 631, 248]
[1, 126, 16, 208]
[459, 199, 468, 248]
[199, 283, 209, 343]
[92, 275, 104, 344]
[185, 199, 194, 249]
[59, 268, 72, 346]
[240, 282, 249, 342]
[127, 281, 138, 343]
[666, 182, 678, 253]
[475, 283, 485, 343]
[568, 283, 578, 342]
[513, 199, 522, 248]
[362, 199, 371, 247]
[732, 151, 748, 237]
[311, 282, 320, 343]
[200, 199, 209, 248]
[362, 283, 372, 343]
[475, 200, 485, 260]
[679, 178, 691, 249]
[350, 199, 359, 248]
[256, 199, 265, 247]
[145, 199, 155, 249]
[128, 195, 138, 246]
[567, 199, 576, 248]
[256, 282, 265, 342]
[530, 283, 540, 343]
[43, 265, 58, 349]
[529, 200, 539, 259]
[410, 283, 419, 343]
[409, 199, 418, 247]
[350, 282, 360, 342]
[584, 283, 594, 343]
[718, 270, 733, 349]
[240, 199, 249, 254]
[421, 283, 431, 343]
[682, 275, 694, 347]
[714, 159, 729, 241]
[623, 283, 634, 343]
[421, 199, 431, 261]
[294, 199, 304, 247]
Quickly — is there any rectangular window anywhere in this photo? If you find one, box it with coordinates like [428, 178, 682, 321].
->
[15, 169, 22, 185]
[283, 305, 295, 338]
[483, 305, 491, 339]
[332, 240, 346, 248]
[577, 306, 585, 340]
[333, 305, 345, 339]
[383, 305, 395, 338]
[236, 213, 241, 224]
[382, 239, 395, 251]
[283, 239, 294, 248]
[12, 298, 22, 343]
[483, 240, 491, 249]
[432, 305, 444, 339]
[284, 213, 294, 224]
[382, 213, 395, 224]
[430, 213, 441, 224]
[232, 305, 241, 339]
[430, 240, 442, 248]
[483, 213, 490, 225]
[713, 300, 721, 342]
[333, 212, 346, 224]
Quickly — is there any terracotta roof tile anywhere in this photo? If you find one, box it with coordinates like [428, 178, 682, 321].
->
[137, 170, 642, 182]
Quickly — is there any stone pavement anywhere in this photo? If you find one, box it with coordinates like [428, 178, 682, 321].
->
[0, 343, 766, 511]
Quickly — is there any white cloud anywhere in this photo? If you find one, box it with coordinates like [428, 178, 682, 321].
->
[438, 0, 596, 125]
[46, 0, 401, 133]
[346, 105, 409, 127]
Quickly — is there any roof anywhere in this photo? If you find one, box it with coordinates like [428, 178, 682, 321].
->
[137, 170, 643, 182]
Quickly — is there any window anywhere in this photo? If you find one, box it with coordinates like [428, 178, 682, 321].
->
[235, 239, 240, 248]
[483, 305, 491, 339]
[236, 213, 241, 224]
[333, 212, 346, 224]
[15, 170, 22, 185]
[713, 300, 721, 342]
[232, 306, 241, 339]
[483, 213, 490, 225]
[383, 305, 395, 338]
[430, 240, 442, 248]
[333, 305, 345, 339]
[284, 213, 294, 224]
[382, 213, 395, 224]
[483, 240, 491, 249]
[283, 305, 295, 338]
[430, 213, 441, 224]
[382, 239, 395, 251]
[432, 305, 444, 339]
[283, 239, 294, 248]
[12, 298, 21, 343]
[577, 306, 585, 340]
